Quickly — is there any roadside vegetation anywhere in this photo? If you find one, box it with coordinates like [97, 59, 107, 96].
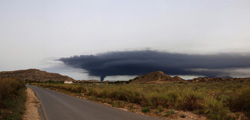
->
[0, 78, 26, 120]
[35, 81, 250, 120]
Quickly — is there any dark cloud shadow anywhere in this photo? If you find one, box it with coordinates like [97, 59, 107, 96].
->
[59, 50, 250, 81]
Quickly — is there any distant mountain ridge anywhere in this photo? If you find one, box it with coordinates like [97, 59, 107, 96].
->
[130, 71, 186, 84]
[0, 69, 75, 82]
[130, 71, 250, 83]
[192, 77, 250, 82]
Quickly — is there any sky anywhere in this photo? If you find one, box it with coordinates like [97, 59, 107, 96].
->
[1, 0, 250, 80]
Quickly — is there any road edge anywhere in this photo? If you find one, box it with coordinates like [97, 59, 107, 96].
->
[38, 104, 46, 120]
[26, 85, 47, 120]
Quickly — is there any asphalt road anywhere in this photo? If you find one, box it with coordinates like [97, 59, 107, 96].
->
[27, 85, 164, 120]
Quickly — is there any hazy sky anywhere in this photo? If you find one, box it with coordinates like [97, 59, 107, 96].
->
[1, 0, 250, 80]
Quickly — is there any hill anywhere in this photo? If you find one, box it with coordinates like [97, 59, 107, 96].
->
[0, 69, 74, 82]
[130, 71, 185, 84]
[192, 77, 250, 82]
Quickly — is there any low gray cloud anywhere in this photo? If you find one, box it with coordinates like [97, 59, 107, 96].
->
[59, 50, 250, 81]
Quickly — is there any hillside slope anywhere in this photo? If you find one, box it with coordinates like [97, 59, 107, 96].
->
[0, 69, 74, 82]
[192, 77, 250, 82]
[130, 71, 185, 84]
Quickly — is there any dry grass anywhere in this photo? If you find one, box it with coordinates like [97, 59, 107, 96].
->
[0, 78, 26, 120]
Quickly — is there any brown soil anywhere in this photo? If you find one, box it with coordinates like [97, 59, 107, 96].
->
[22, 87, 40, 120]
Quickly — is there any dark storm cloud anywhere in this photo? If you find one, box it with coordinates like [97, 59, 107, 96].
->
[59, 50, 250, 81]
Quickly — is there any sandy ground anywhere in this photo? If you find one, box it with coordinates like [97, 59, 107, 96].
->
[22, 87, 40, 120]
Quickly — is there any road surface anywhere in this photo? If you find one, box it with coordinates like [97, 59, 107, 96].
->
[27, 85, 164, 120]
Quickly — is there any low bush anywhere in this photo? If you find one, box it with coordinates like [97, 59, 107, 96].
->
[229, 88, 250, 118]
[164, 109, 175, 116]
[142, 107, 150, 113]
[201, 97, 229, 120]
[180, 114, 186, 118]
[0, 78, 26, 120]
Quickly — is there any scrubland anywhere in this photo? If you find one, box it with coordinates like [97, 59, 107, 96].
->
[0, 78, 26, 120]
[36, 81, 250, 120]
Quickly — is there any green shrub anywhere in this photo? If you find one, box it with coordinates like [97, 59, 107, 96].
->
[156, 105, 163, 112]
[164, 109, 175, 116]
[202, 97, 229, 120]
[142, 107, 150, 113]
[180, 114, 186, 118]
[177, 92, 203, 111]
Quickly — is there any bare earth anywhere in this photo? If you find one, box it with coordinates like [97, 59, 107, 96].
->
[22, 87, 40, 120]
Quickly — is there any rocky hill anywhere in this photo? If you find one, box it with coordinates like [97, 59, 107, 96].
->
[0, 69, 74, 82]
[74, 80, 100, 83]
[192, 77, 250, 82]
[130, 71, 186, 84]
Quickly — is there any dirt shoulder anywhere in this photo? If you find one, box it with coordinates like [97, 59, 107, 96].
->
[22, 87, 40, 120]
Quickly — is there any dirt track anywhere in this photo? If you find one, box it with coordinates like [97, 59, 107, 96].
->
[22, 87, 40, 120]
